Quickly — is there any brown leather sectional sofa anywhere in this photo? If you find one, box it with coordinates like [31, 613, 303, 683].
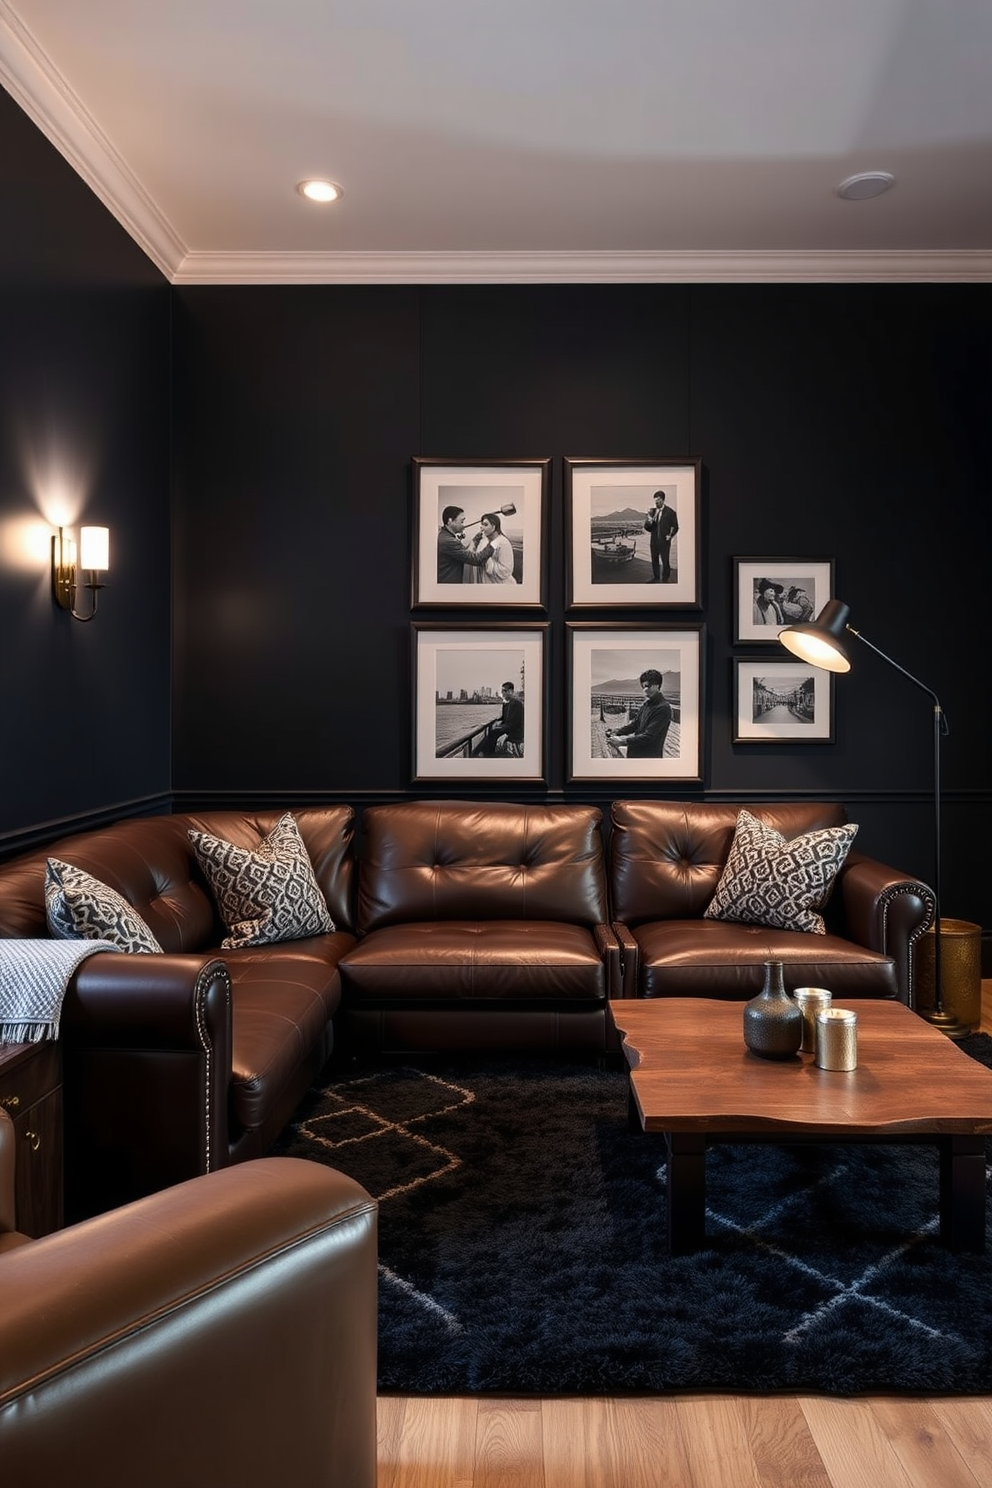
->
[0, 796, 933, 1220]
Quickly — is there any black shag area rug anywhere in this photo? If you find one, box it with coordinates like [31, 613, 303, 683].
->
[272, 1034, 992, 1395]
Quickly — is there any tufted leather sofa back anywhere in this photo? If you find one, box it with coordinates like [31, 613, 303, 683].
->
[0, 807, 356, 949]
[609, 799, 850, 926]
[357, 800, 609, 933]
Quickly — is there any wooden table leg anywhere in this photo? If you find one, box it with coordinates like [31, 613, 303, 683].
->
[666, 1132, 707, 1254]
[938, 1136, 987, 1253]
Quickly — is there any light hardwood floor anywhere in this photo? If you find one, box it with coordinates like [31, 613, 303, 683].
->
[377, 981, 992, 1488]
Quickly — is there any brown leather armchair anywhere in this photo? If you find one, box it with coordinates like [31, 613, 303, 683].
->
[0, 1109, 378, 1488]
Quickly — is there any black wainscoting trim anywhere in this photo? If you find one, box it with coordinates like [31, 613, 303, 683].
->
[0, 794, 173, 862]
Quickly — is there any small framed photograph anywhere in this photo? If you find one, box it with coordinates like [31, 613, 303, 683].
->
[412, 457, 550, 609]
[412, 623, 548, 783]
[567, 623, 704, 782]
[564, 458, 701, 609]
[733, 557, 833, 644]
[733, 659, 834, 743]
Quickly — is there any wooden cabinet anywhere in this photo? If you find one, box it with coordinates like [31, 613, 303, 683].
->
[0, 1041, 63, 1236]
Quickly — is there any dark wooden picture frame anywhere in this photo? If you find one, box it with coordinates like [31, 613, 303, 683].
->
[412, 457, 550, 610]
[733, 557, 833, 644]
[412, 622, 549, 783]
[566, 622, 704, 782]
[564, 458, 702, 609]
[733, 657, 835, 743]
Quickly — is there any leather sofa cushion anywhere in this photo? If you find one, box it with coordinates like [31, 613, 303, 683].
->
[631, 920, 897, 1000]
[340, 922, 608, 1004]
[357, 801, 609, 933]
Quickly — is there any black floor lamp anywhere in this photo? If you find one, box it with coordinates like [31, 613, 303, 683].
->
[779, 599, 969, 1038]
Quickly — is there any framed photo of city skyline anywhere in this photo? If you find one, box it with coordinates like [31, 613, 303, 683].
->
[411, 623, 549, 782]
[411, 457, 550, 610]
[734, 557, 834, 644]
[733, 658, 834, 743]
[564, 458, 701, 609]
[566, 623, 704, 782]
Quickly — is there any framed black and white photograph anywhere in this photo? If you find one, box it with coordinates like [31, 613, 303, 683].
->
[733, 557, 833, 644]
[412, 623, 548, 782]
[412, 457, 550, 609]
[567, 623, 704, 782]
[733, 659, 834, 743]
[564, 458, 701, 609]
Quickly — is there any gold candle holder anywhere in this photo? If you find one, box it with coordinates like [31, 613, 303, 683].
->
[814, 1007, 858, 1070]
[793, 988, 832, 1054]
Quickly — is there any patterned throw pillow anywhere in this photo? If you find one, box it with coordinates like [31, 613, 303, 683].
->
[45, 858, 163, 953]
[189, 812, 335, 949]
[703, 810, 858, 935]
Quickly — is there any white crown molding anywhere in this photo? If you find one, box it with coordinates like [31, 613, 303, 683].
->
[173, 248, 992, 286]
[0, 1, 186, 279]
[3, 6, 990, 288]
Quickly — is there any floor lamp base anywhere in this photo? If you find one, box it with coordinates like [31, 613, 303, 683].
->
[919, 1005, 973, 1040]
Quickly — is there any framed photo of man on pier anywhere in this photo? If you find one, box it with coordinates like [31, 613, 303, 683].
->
[567, 623, 704, 782]
[733, 658, 834, 743]
[412, 457, 550, 609]
[412, 623, 549, 782]
[564, 458, 701, 609]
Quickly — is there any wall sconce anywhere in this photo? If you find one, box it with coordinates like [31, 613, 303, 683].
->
[52, 525, 110, 622]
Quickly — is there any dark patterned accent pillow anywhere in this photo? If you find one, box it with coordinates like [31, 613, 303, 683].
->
[45, 858, 163, 953]
[189, 812, 335, 949]
[703, 809, 858, 935]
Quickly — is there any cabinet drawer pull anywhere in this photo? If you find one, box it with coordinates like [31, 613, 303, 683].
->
[0, 1094, 20, 1110]
[25, 1129, 41, 1152]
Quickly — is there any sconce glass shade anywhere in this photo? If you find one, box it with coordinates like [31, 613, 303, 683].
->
[53, 524, 109, 621]
[779, 599, 852, 672]
[79, 525, 109, 572]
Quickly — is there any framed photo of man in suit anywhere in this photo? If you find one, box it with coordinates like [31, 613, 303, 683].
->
[564, 458, 702, 609]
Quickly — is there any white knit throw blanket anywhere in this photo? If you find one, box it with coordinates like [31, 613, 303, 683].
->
[0, 939, 122, 1043]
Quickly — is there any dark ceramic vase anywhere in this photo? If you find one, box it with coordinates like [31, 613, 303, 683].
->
[743, 961, 802, 1060]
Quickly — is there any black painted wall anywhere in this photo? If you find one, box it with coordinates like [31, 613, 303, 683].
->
[172, 281, 991, 930]
[0, 87, 172, 840]
[1, 78, 989, 936]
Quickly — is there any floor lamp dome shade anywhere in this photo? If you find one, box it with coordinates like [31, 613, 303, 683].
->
[778, 599, 968, 1039]
[779, 599, 852, 671]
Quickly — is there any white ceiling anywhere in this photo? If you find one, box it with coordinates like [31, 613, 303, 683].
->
[2, 0, 991, 284]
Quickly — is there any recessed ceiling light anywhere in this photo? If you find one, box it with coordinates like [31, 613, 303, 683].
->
[836, 171, 895, 201]
[297, 179, 343, 204]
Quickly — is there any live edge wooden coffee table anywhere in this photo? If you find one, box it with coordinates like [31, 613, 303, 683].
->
[610, 998, 992, 1256]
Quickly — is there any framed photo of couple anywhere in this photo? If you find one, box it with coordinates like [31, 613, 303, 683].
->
[411, 457, 550, 610]
[567, 623, 704, 783]
[733, 557, 833, 644]
[411, 623, 549, 784]
[564, 458, 702, 609]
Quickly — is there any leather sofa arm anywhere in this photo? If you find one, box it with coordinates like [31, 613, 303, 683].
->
[59, 953, 234, 1217]
[611, 922, 641, 998]
[0, 1156, 378, 1488]
[593, 922, 624, 999]
[835, 851, 935, 1008]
